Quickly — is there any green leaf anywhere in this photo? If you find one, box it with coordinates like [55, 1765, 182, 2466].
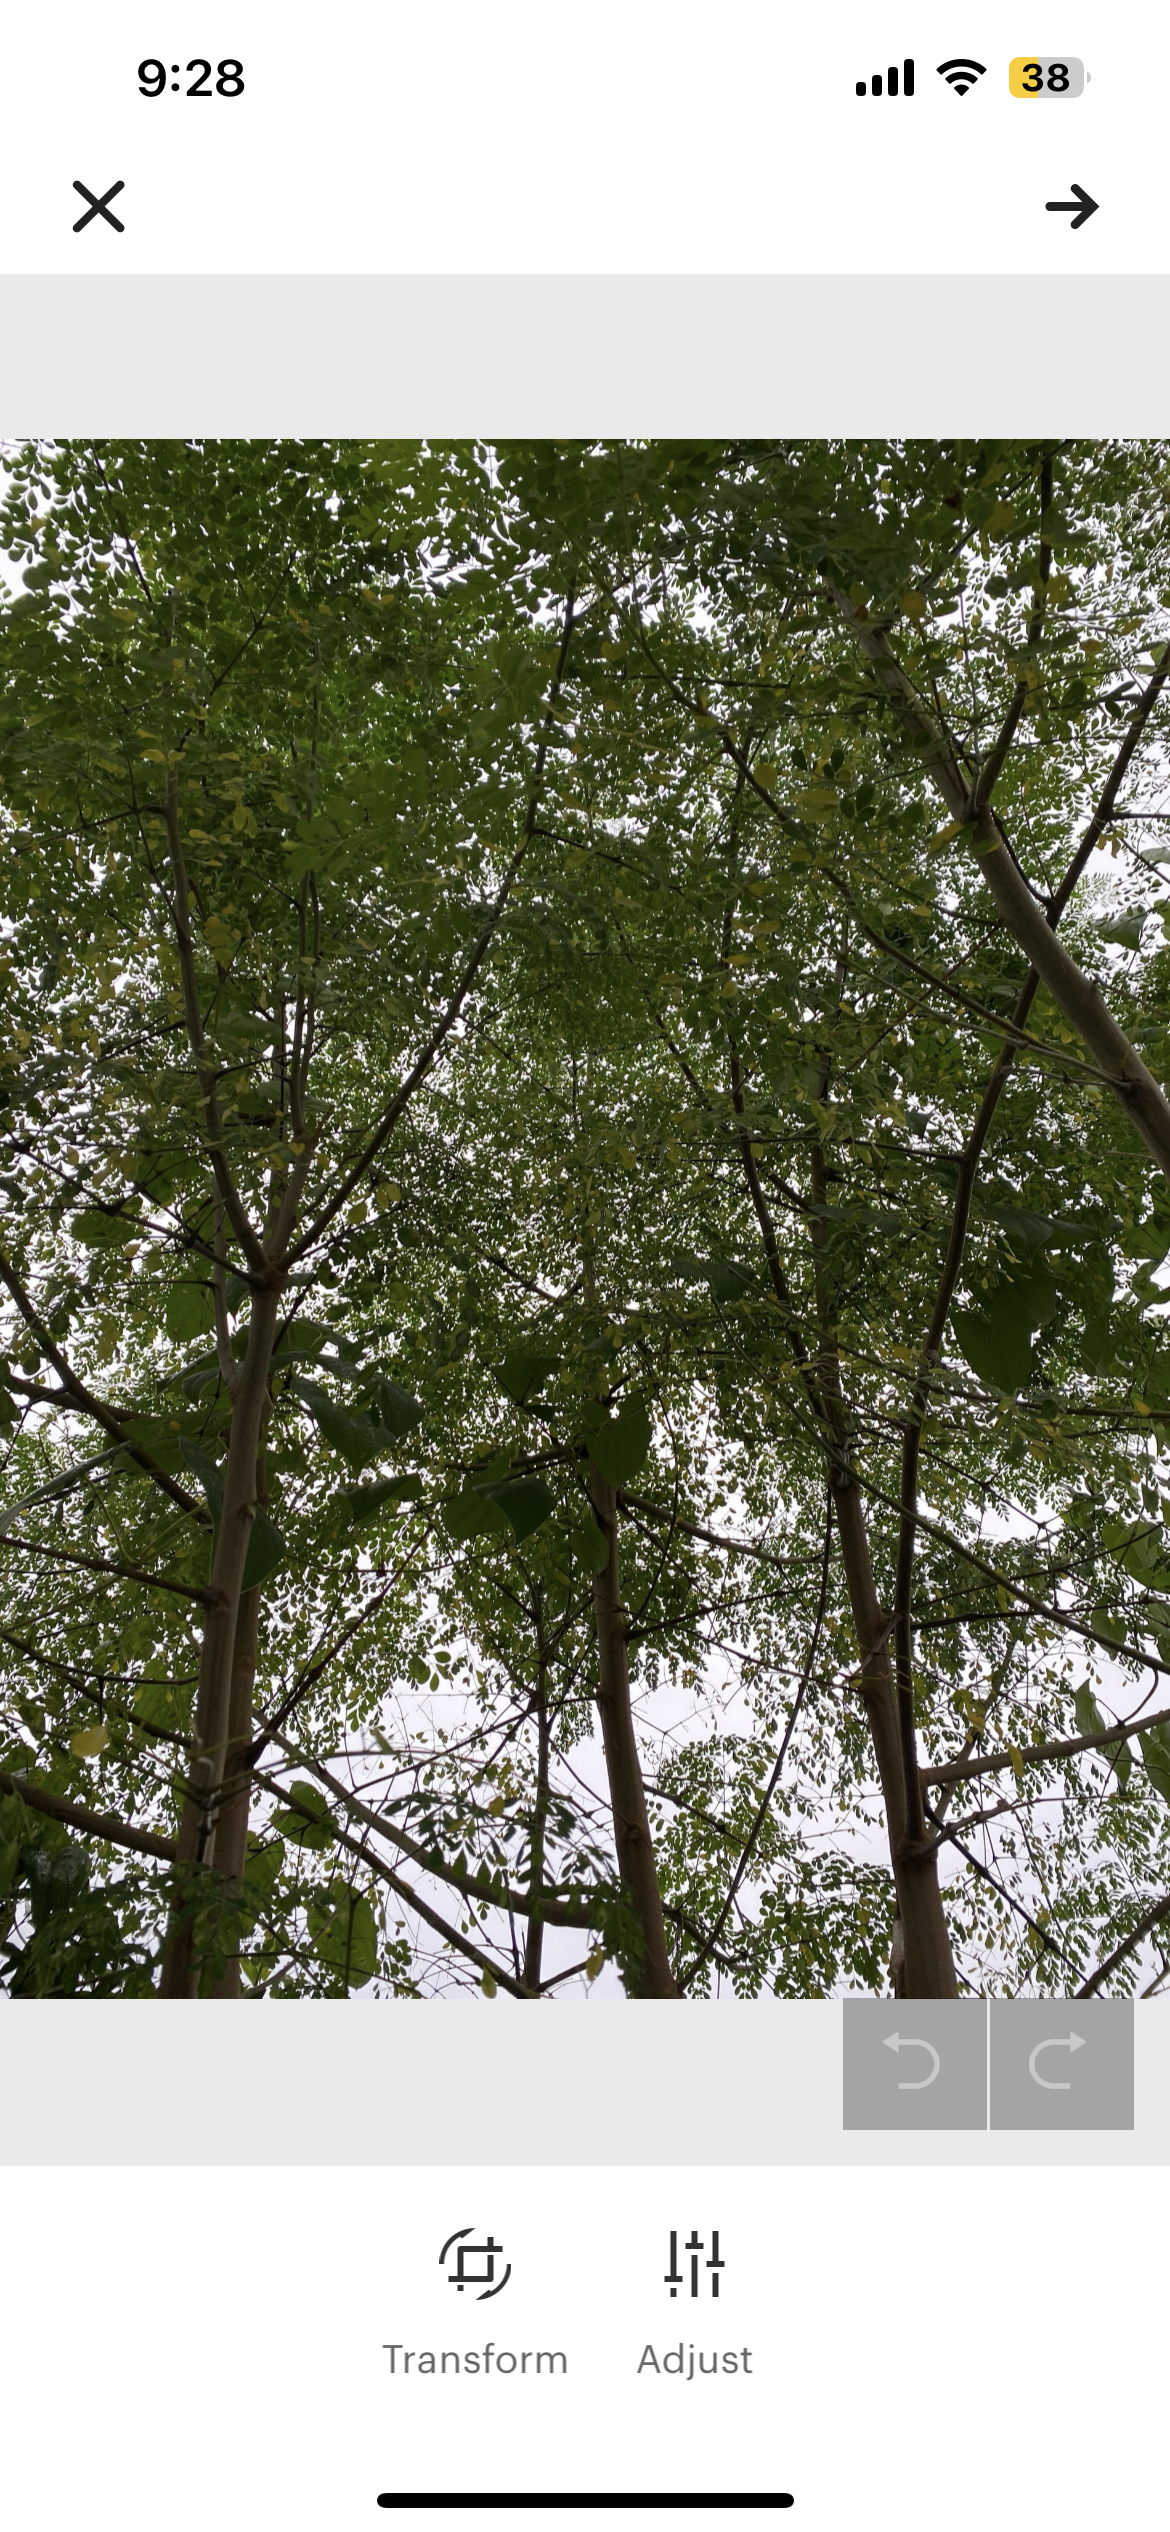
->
[181, 1443, 224, 1526]
[341, 1474, 425, 1526]
[1141, 1723, 1170, 1804]
[586, 1397, 653, 1486]
[952, 1299, 1036, 1393]
[290, 1377, 385, 1469]
[270, 1780, 335, 1850]
[1073, 1686, 1131, 1783]
[272, 1320, 360, 1367]
[0, 1447, 119, 1536]
[25, 1843, 88, 1927]
[131, 1145, 179, 1203]
[175, 1352, 221, 1401]
[243, 1834, 285, 1895]
[371, 1376, 424, 1437]
[1074, 1685, 1102, 1739]
[958, 1268, 1058, 1381]
[567, 1512, 610, 1574]
[164, 1279, 216, 1341]
[443, 1488, 512, 1542]
[241, 1506, 285, 1590]
[1097, 913, 1144, 950]
[1079, 1311, 1116, 1375]
[497, 1347, 561, 1408]
[308, 1886, 378, 1988]
[133, 1676, 191, 1734]
[680, 1254, 756, 1303]
[71, 1204, 140, 1250]
[1011, 1264, 1059, 1331]
[480, 1475, 555, 1542]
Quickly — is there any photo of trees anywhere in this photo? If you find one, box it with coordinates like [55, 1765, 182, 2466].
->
[2, 437, 1169, 2001]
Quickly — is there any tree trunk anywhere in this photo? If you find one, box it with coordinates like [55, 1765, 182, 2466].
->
[522, 1664, 550, 1997]
[830, 1469, 958, 1998]
[841, 601, 1170, 1186]
[159, 1287, 281, 1998]
[202, 1585, 260, 2000]
[968, 803, 1170, 1182]
[807, 1143, 958, 1997]
[588, 1467, 680, 1998]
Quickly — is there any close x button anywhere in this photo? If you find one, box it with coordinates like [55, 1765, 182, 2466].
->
[73, 179, 125, 233]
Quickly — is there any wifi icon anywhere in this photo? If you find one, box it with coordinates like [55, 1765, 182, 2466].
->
[937, 56, 987, 94]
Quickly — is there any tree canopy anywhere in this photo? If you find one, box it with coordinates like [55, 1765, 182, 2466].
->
[2, 435, 1170, 2002]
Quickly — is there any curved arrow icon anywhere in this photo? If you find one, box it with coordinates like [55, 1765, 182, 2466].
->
[1045, 183, 1098, 229]
[1028, 2032, 1086, 2090]
[883, 2032, 940, 2089]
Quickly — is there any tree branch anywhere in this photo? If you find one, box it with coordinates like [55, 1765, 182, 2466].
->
[0, 1530, 216, 1604]
[0, 1769, 177, 1862]
[1079, 1890, 1170, 1997]
[0, 1248, 205, 1521]
[678, 1488, 833, 1992]
[249, 1768, 530, 1997]
[923, 1700, 1170, 1791]
[161, 773, 269, 1277]
[261, 1732, 604, 1931]
[288, 586, 579, 1263]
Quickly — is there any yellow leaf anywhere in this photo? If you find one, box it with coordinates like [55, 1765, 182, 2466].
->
[71, 1725, 109, 1759]
[585, 1951, 605, 1982]
[481, 1971, 498, 1999]
[203, 915, 241, 960]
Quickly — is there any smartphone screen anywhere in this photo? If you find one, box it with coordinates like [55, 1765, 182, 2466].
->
[1, 8, 1167, 2527]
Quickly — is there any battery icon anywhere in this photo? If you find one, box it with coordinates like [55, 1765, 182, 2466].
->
[1009, 57, 1086, 96]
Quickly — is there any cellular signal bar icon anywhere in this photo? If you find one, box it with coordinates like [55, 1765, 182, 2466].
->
[855, 58, 915, 97]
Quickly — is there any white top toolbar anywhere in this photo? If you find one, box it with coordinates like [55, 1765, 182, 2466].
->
[0, 2, 1159, 276]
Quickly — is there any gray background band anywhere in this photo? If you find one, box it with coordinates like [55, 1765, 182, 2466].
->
[2, 275, 1169, 435]
[0, 2001, 1162, 2165]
